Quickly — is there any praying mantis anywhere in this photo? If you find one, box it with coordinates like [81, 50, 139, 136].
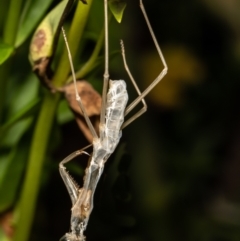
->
[59, 0, 168, 240]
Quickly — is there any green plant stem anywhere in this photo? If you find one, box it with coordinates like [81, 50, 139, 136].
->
[12, 92, 60, 241]
[68, 27, 104, 82]
[12, 1, 94, 241]
[3, 0, 23, 45]
[54, 0, 93, 87]
[66, 11, 113, 83]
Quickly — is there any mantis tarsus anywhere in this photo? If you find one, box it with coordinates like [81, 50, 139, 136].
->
[59, 0, 168, 240]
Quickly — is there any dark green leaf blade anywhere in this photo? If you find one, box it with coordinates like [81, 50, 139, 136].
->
[0, 141, 29, 212]
[0, 43, 14, 65]
[0, 98, 40, 138]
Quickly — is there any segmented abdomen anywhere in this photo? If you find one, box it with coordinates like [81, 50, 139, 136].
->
[103, 80, 128, 153]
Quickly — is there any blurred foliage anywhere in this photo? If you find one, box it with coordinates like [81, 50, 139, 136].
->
[108, 0, 127, 23]
[1, 0, 240, 241]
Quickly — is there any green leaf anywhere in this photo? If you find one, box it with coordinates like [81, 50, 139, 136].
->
[15, 0, 55, 47]
[0, 154, 9, 186]
[57, 99, 74, 124]
[29, 0, 75, 64]
[0, 118, 33, 148]
[0, 98, 40, 138]
[0, 43, 14, 65]
[108, 0, 127, 23]
[0, 70, 40, 140]
[0, 228, 10, 241]
[6, 73, 39, 117]
[75, 50, 119, 80]
[0, 140, 29, 212]
[0, 74, 40, 147]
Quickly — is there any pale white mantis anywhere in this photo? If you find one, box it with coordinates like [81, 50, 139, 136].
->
[59, 0, 168, 240]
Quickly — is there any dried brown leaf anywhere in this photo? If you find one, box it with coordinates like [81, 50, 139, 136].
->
[63, 80, 102, 142]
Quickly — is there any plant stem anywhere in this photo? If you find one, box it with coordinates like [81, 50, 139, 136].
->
[54, 0, 93, 87]
[3, 0, 23, 45]
[12, 1, 94, 241]
[68, 27, 104, 82]
[13, 92, 60, 241]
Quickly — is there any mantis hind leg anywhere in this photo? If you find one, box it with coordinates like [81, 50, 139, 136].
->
[121, 0, 168, 129]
